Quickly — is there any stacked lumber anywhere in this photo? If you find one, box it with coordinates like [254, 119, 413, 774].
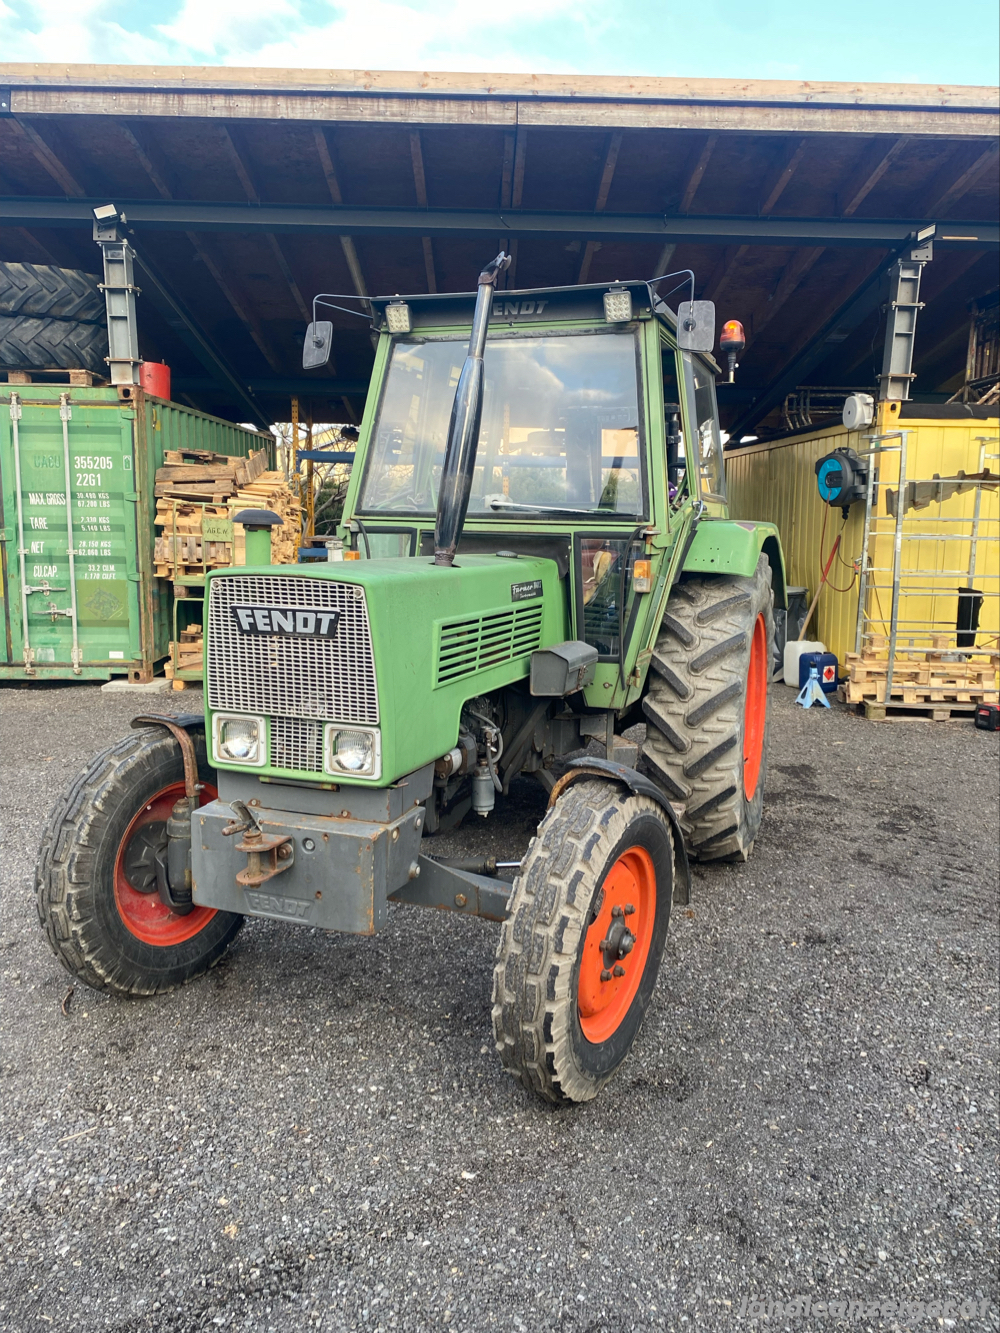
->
[842, 635, 999, 706]
[227, 470, 301, 566]
[163, 625, 204, 679]
[154, 448, 269, 502]
[153, 460, 300, 577]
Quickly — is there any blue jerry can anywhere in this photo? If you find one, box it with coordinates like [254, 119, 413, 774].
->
[799, 651, 838, 694]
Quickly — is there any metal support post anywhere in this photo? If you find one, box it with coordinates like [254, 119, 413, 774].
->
[884, 430, 910, 699]
[9, 393, 35, 675]
[59, 393, 82, 674]
[853, 439, 880, 654]
[93, 205, 141, 386]
[878, 227, 934, 402]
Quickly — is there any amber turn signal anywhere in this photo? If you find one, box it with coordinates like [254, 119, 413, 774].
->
[633, 558, 652, 593]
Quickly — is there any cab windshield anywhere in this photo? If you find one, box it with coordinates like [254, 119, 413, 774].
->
[359, 330, 645, 519]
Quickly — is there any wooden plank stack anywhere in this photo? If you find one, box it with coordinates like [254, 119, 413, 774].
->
[154, 447, 269, 501]
[841, 635, 999, 710]
[153, 449, 300, 576]
[164, 625, 204, 679]
[227, 471, 301, 566]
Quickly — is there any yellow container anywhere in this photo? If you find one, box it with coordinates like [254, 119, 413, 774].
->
[725, 405, 1000, 668]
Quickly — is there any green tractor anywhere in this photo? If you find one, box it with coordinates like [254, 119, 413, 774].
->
[36, 255, 785, 1104]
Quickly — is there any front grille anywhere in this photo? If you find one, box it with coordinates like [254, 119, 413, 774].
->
[436, 604, 544, 686]
[270, 716, 324, 773]
[207, 575, 379, 725]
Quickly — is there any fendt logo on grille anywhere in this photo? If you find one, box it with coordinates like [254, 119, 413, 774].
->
[231, 604, 341, 638]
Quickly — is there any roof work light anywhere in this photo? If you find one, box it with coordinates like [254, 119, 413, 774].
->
[603, 287, 633, 323]
[385, 302, 412, 334]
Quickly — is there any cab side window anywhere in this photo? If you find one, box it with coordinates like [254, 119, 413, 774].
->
[661, 346, 687, 506]
[681, 352, 726, 503]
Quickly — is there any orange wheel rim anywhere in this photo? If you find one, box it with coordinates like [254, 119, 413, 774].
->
[578, 845, 656, 1044]
[743, 612, 768, 801]
[113, 781, 218, 946]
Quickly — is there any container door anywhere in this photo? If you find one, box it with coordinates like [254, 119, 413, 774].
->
[3, 400, 138, 673]
[0, 424, 13, 663]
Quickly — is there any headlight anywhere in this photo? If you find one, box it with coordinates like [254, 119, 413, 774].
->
[325, 726, 381, 779]
[212, 713, 266, 767]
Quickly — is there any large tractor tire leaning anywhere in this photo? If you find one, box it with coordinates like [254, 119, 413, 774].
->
[493, 780, 674, 1104]
[0, 262, 107, 374]
[0, 262, 105, 322]
[36, 728, 243, 996]
[640, 553, 774, 863]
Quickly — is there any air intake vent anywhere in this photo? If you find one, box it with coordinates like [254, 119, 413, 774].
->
[436, 604, 544, 686]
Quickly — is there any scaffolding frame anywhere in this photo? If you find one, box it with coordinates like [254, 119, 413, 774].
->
[853, 431, 999, 699]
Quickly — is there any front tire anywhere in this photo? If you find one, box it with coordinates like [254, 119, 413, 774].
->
[492, 781, 674, 1104]
[640, 554, 774, 862]
[36, 729, 243, 996]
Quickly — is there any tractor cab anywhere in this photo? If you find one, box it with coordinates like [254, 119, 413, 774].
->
[328, 280, 730, 666]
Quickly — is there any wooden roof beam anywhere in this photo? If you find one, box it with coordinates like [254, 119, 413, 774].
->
[925, 141, 1000, 215]
[679, 134, 719, 214]
[497, 128, 528, 287]
[217, 125, 311, 320]
[117, 120, 176, 200]
[186, 234, 283, 374]
[578, 130, 623, 283]
[409, 130, 437, 294]
[839, 135, 912, 216]
[9, 79, 995, 137]
[116, 120, 285, 369]
[704, 244, 750, 305]
[759, 137, 808, 216]
[653, 243, 677, 280]
[752, 247, 827, 338]
[11, 118, 85, 196]
[314, 127, 368, 299]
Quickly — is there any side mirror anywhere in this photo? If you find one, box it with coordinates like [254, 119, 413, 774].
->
[676, 300, 715, 353]
[302, 321, 333, 369]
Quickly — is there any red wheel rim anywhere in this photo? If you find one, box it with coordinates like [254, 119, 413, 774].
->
[578, 845, 656, 1044]
[113, 781, 218, 946]
[743, 612, 768, 801]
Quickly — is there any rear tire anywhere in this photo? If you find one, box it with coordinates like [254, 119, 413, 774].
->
[0, 314, 108, 374]
[0, 262, 107, 374]
[0, 262, 104, 322]
[492, 780, 674, 1104]
[640, 554, 774, 862]
[36, 729, 243, 996]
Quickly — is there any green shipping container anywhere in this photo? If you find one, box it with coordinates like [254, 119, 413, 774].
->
[0, 382, 273, 682]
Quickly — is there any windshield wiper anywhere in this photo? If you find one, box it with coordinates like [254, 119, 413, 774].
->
[490, 501, 608, 514]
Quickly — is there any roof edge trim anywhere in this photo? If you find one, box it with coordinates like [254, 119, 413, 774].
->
[1, 64, 997, 112]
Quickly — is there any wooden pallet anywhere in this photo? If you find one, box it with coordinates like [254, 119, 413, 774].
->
[843, 644, 999, 707]
[838, 689, 979, 722]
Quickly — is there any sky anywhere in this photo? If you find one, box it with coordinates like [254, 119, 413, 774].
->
[1, 0, 999, 85]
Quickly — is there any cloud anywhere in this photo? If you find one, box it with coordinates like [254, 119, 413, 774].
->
[0, 0, 169, 62]
[0, 0, 596, 70]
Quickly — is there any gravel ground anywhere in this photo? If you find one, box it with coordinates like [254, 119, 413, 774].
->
[1, 682, 998, 1332]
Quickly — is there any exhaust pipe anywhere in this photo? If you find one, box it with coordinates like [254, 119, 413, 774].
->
[433, 251, 511, 567]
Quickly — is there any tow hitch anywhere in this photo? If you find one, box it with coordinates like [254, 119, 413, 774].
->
[222, 801, 295, 887]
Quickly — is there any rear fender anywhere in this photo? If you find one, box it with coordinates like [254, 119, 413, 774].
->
[682, 520, 786, 608]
